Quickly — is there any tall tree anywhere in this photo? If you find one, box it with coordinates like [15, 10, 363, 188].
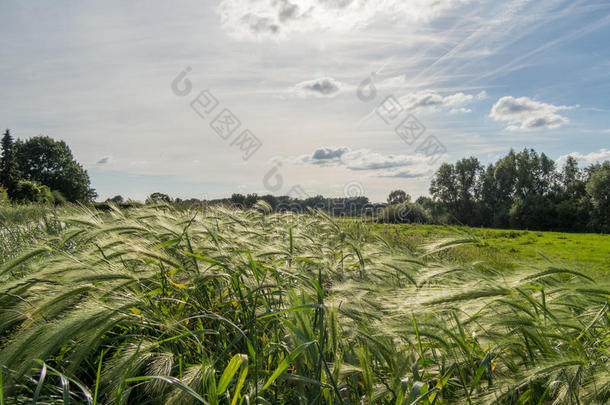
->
[0, 129, 19, 197]
[15, 136, 96, 202]
[585, 162, 610, 233]
[430, 163, 459, 219]
[387, 190, 410, 205]
[454, 157, 482, 223]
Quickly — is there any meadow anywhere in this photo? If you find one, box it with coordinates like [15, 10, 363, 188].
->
[371, 224, 610, 273]
[0, 203, 608, 404]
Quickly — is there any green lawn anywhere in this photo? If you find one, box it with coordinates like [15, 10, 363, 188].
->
[369, 223, 610, 273]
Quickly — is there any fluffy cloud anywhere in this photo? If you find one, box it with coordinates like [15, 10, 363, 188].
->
[556, 149, 610, 167]
[216, 0, 471, 40]
[490, 96, 575, 131]
[294, 77, 343, 98]
[280, 146, 443, 178]
[398, 90, 473, 113]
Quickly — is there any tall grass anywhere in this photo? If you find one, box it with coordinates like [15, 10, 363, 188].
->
[0, 204, 608, 404]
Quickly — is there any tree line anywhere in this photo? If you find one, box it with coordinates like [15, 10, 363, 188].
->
[132, 149, 610, 233]
[0, 130, 96, 203]
[2, 129, 608, 233]
[421, 148, 610, 233]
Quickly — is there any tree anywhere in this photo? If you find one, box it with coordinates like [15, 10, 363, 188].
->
[15, 136, 96, 202]
[560, 156, 585, 198]
[585, 162, 610, 232]
[231, 193, 246, 207]
[107, 195, 125, 203]
[453, 157, 482, 223]
[146, 192, 172, 204]
[430, 163, 458, 220]
[0, 129, 20, 197]
[387, 190, 410, 205]
[245, 193, 259, 208]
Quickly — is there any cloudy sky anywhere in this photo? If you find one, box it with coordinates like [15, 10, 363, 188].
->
[1, 0, 609, 201]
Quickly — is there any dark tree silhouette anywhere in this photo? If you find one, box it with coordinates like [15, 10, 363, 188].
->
[0, 129, 20, 197]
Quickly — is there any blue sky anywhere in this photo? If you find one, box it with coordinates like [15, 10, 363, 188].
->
[1, 0, 609, 201]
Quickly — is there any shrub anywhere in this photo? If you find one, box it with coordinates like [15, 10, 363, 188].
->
[378, 201, 430, 224]
[51, 189, 67, 205]
[0, 187, 8, 204]
[13, 180, 55, 204]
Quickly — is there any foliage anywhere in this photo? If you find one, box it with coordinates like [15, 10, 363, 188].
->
[0, 187, 8, 204]
[14, 135, 96, 202]
[13, 180, 54, 204]
[430, 148, 610, 232]
[146, 192, 172, 204]
[51, 189, 67, 205]
[585, 162, 610, 233]
[107, 195, 125, 203]
[379, 201, 430, 224]
[0, 205, 608, 404]
[387, 190, 410, 205]
[0, 130, 20, 197]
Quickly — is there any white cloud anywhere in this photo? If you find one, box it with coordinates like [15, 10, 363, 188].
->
[279, 146, 443, 178]
[490, 96, 575, 131]
[216, 0, 472, 40]
[398, 90, 473, 113]
[556, 149, 610, 167]
[293, 77, 343, 98]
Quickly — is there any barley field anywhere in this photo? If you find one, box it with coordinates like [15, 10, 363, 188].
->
[0, 203, 608, 404]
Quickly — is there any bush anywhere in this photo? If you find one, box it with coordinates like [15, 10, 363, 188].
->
[0, 187, 8, 204]
[51, 189, 67, 205]
[378, 201, 430, 224]
[13, 180, 55, 204]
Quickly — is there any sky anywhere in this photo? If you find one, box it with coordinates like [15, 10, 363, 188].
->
[1, 0, 609, 202]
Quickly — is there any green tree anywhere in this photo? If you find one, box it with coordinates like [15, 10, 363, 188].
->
[146, 192, 172, 204]
[107, 195, 125, 203]
[387, 190, 410, 205]
[489, 151, 518, 227]
[0, 129, 20, 197]
[454, 157, 482, 223]
[231, 193, 246, 207]
[15, 136, 96, 202]
[585, 162, 610, 232]
[430, 163, 458, 221]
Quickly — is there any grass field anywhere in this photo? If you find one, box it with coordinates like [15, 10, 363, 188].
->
[0, 203, 608, 404]
[371, 224, 610, 273]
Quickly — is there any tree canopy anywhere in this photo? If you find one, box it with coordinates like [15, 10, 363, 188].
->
[429, 148, 610, 233]
[0, 132, 95, 203]
[0, 129, 19, 196]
